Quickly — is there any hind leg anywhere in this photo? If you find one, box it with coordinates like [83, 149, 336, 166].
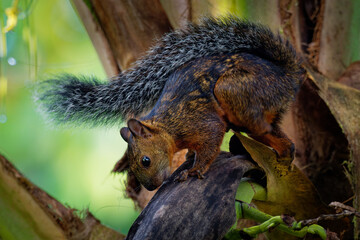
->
[251, 125, 294, 159]
[214, 70, 277, 136]
[248, 111, 295, 159]
[214, 74, 293, 159]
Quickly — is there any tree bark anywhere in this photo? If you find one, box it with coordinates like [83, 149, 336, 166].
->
[0, 154, 125, 240]
[126, 152, 255, 240]
[72, 0, 172, 76]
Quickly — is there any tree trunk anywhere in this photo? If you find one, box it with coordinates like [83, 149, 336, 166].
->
[0, 154, 125, 240]
[72, 0, 172, 76]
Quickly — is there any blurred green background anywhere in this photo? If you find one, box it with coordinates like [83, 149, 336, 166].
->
[0, 0, 243, 234]
[0, 0, 138, 234]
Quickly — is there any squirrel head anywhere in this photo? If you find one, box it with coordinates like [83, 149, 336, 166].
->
[120, 119, 174, 191]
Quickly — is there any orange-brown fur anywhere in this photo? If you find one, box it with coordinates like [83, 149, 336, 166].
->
[120, 53, 304, 191]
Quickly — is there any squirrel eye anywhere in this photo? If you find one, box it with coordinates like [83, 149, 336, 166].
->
[141, 156, 151, 168]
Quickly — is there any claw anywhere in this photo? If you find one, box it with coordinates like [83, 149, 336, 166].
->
[175, 168, 205, 182]
[188, 169, 205, 179]
[275, 147, 294, 160]
[195, 170, 204, 179]
[175, 169, 189, 182]
[289, 143, 295, 159]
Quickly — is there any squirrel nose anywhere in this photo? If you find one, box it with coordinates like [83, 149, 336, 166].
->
[143, 182, 159, 191]
[141, 168, 171, 191]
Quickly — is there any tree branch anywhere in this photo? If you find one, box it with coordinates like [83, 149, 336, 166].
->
[0, 154, 125, 240]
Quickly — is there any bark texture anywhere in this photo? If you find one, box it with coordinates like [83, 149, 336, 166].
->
[125, 152, 255, 240]
[0, 154, 125, 240]
[73, 0, 173, 76]
[278, 3, 360, 239]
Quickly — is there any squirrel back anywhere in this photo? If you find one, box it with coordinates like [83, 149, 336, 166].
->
[35, 16, 302, 127]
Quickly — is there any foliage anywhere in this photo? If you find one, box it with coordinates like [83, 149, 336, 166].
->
[0, 0, 137, 234]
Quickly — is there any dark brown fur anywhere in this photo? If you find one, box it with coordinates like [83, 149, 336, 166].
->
[120, 52, 304, 191]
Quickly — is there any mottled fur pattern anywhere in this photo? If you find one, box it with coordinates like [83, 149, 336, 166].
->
[121, 51, 304, 190]
[35, 16, 302, 127]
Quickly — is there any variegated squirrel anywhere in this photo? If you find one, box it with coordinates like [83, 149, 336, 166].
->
[37, 16, 304, 190]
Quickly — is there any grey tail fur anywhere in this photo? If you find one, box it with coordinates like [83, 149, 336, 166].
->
[35, 16, 303, 127]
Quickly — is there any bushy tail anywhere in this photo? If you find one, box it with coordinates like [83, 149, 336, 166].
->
[35, 73, 154, 126]
[36, 16, 303, 127]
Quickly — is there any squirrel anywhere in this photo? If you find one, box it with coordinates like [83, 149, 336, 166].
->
[36, 16, 305, 191]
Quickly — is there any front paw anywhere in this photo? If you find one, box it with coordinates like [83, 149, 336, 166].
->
[188, 168, 205, 179]
[175, 169, 189, 182]
[174, 168, 205, 183]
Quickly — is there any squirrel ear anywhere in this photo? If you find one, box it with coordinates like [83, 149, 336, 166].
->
[120, 127, 131, 142]
[112, 152, 129, 173]
[127, 119, 152, 138]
